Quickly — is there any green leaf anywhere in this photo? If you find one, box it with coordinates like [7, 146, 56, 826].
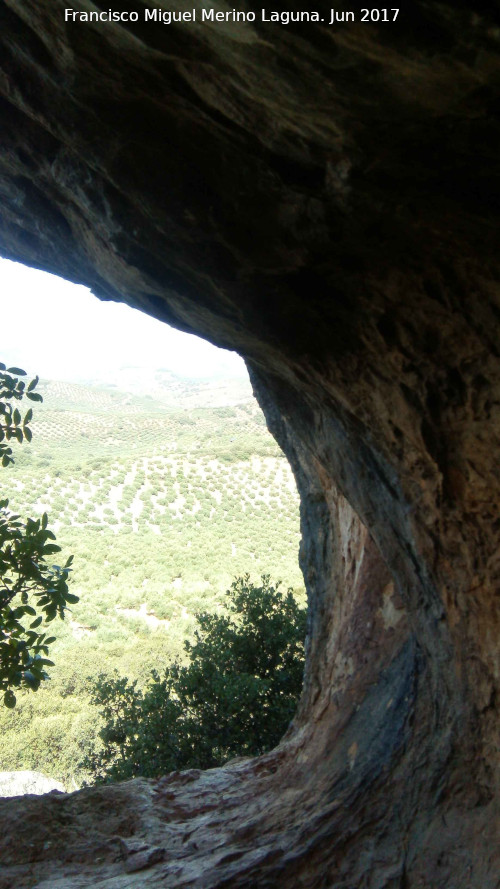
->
[30, 616, 43, 628]
[23, 427, 32, 443]
[24, 408, 33, 424]
[27, 375, 39, 392]
[65, 593, 79, 604]
[13, 409, 21, 426]
[7, 367, 26, 376]
[26, 392, 43, 402]
[3, 690, 16, 708]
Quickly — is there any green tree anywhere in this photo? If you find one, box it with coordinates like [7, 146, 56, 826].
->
[0, 364, 75, 708]
[84, 574, 307, 782]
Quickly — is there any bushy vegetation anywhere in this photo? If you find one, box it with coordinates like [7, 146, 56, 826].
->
[84, 575, 306, 782]
[0, 375, 304, 787]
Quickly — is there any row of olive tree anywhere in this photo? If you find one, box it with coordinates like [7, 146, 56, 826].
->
[1, 362, 306, 780]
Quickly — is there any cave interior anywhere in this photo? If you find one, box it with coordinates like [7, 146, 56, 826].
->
[0, 2, 499, 887]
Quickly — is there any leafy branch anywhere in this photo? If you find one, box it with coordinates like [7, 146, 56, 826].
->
[0, 363, 42, 468]
[0, 363, 75, 708]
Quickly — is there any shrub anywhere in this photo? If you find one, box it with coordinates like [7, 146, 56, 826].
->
[83, 575, 306, 781]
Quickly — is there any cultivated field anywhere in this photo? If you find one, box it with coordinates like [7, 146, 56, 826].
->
[0, 374, 304, 786]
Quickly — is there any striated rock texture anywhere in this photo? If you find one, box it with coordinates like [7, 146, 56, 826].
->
[0, 1, 499, 886]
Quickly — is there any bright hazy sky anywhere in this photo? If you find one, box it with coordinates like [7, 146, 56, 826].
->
[0, 258, 248, 384]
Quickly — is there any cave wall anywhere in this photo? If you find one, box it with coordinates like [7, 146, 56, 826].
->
[0, 1, 499, 886]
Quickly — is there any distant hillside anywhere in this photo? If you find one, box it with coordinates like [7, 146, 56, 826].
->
[68, 364, 253, 408]
[26, 375, 272, 462]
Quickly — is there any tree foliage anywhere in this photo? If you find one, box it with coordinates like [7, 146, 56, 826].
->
[0, 363, 75, 708]
[84, 574, 307, 781]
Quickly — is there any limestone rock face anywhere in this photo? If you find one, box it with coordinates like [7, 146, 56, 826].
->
[0, 2, 499, 886]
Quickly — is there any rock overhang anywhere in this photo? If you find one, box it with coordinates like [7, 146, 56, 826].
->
[0, 2, 499, 885]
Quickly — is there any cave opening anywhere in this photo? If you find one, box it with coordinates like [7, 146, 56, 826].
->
[0, 257, 306, 790]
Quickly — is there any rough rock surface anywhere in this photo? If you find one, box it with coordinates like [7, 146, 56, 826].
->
[0, 1, 498, 886]
[0, 771, 65, 797]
